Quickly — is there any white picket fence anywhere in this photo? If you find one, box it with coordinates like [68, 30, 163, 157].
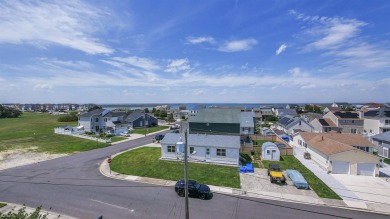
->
[54, 128, 111, 143]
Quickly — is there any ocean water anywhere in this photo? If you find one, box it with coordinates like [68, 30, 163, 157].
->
[101, 103, 298, 110]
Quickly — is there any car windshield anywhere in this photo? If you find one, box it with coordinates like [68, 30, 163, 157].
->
[195, 183, 201, 189]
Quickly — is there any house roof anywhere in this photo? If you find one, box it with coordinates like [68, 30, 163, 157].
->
[104, 111, 127, 117]
[307, 135, 354, 155]
[79, 109, 105, 117]
[334, 111, 360, 119]
[372, 131, 390, 142]
[300, 132, 374, 147]
[277, 116, 294, 126]
[364, 108, 390, 118]
[126, 111, 145, 122]
[161, 133, 240, 148]
[276, 109, 297, 116]
[324, 107, 340, 112]
[285, 118, 313, 130]
[262, 142, 278, 149]
[188, 109, 241, 124]
[317, 118, 337, 127]
[241, 112, 255, 127]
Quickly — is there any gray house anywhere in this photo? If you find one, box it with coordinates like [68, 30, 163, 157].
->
[161, 133, 240, 165]
[188, 109, 241, 136]
[323, 111, 364, 134]
[126, 111, 158, 128]
[240, 112, 255, 135]
[78, 109, 131, 135]
[364, 108, 390, 135]
[275, 116, 313, 135]
[310, 118, 342, 133]
[371, 131, 390, 158]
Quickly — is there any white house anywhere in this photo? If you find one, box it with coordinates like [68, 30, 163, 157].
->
[292, 132, 379, 176]
[363, 108, 390, 135]
[160, 133, 240, 165]
[261, 142, 280, 161]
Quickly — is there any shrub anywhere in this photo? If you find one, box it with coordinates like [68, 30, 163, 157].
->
[57, 114, 77, 122]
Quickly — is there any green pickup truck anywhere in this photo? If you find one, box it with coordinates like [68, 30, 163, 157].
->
[267, 164, 286, 184]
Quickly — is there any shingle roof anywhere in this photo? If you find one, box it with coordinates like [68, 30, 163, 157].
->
[285, 118, 313, 130]
[364, 108, 390, 118]
[334, 111, 360, 119]
[300, 132, 374, 147]
[161, 133, 240, 148]
[372, 131, 390, 142]
[79, 109, 105, 117]
[104, 111, 127, 117]
[317, 118, 337, 127]
[188, 109, 241, 124]
[241, 112, 255, 127]
[277, 116, 294, 126]
[276, 109, 297, 116]
[307, 135, 354, 155]
[126, 111, 144, 122]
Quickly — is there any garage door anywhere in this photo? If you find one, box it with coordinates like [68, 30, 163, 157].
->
[332, 161, 350, 174]
[357, 163, 375, 176]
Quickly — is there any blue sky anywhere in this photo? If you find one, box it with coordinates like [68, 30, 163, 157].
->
[0, 0, 389, 104]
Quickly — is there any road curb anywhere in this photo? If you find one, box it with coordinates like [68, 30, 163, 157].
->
[0, 202, 78, 219]
[99, 146, 390, 216]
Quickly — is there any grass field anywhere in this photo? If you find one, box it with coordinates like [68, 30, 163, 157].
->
[0, 112, 110, 153]
[110, 147, 240, 188]
[262, 156, 341, 199]
[130, 126, 169, 135]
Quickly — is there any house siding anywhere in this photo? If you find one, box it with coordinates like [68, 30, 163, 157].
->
[331, 150, 380, 175]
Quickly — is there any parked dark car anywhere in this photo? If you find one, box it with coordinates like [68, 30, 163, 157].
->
[174, 180, 211, 200]
[153, 134, 165, 142]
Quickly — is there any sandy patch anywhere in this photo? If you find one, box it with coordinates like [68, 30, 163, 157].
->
[0, 148, 67, 171]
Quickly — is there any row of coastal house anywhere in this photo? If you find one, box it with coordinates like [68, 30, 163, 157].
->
[77, 109, 158, 135]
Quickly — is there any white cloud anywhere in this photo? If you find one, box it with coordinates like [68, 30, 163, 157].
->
[192, 89, 206, 95]
[165, 59, 190, 73]
[186, 36, 215, 44]
[0, 0, 113, 54]
[218, 38, 257, 52]
[276, 44, 287, 55]
[288, 67, 309, 77]
[110, 56, 160, 71]
[34, 84, 52, 91]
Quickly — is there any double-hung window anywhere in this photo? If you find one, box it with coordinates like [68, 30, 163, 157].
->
[216, 149, 226, 156]
[167, 145, 176, 153]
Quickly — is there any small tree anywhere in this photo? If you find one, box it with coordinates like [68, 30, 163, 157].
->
[88, 105, 102, 112]
[144, 108, 150, 113]
[152, 108, 156, 113]
[0, 206, 49, 219]
[159, 110, 167, 118]
[154, 110, 160, 118]
[166, 113, 174, 124]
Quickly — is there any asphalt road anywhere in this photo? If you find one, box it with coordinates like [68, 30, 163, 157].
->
[0, 133, 388, 219]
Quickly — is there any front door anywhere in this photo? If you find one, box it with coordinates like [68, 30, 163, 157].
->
[384, 148, 389, 158]
[206, 148, 211, 159]
[271, 150, 276, 160]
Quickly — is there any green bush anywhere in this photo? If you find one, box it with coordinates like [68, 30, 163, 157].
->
[57, 114, 77, 122]
[0, 206, 48, 219]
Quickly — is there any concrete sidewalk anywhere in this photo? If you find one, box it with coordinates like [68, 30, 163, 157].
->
[99, 145, 389, 215]
[0, 202, 77, 219]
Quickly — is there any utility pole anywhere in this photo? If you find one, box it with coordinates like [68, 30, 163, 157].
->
[184, 129, 189, 219]
[144, 113, 147, 136]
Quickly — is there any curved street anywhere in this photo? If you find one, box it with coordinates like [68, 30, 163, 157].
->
[0, 134, 388, 219]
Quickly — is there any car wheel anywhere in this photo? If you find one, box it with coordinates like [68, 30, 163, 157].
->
[199, 194, 206, 200]
[178, 190, 185, 197]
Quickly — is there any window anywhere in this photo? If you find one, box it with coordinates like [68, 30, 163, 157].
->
[351, 128, 357, 134]
[104, 118, 107, 122]
[266, 150, 270, 155]
[167, 145, 176, 153]
[351, 120, 354, 124]
[216, 149, 226, 156]
[386, 120, 390, 125]
[95, 118, 99, 122]
[190, 147, 194, 154]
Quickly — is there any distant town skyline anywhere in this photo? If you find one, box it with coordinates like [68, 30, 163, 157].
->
[1, 0, 389, 103]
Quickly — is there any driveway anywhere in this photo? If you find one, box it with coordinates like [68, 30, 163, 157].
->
[293, 145, 390, 213]
[240, 169, 324, 205]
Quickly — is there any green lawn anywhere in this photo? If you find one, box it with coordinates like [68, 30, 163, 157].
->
[110, 136, 127, 143]
[130, 126, 169, 135]
[253, 139, 275, 146]
[384, 159, 390, 165]
[262, 156, 341, 200]
[110, 147, 240, 188]
[0, 112, 110, 153]
[0, 203, 6, 208]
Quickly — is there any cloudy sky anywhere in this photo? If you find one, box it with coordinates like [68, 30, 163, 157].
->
[0, 0, 389, 104]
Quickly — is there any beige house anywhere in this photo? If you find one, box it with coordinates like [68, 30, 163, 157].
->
[323, 111, 364, 134]
[310, 118, 341, 133]
[293, 132, 379, 176]
[363, 108, 390, 135]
